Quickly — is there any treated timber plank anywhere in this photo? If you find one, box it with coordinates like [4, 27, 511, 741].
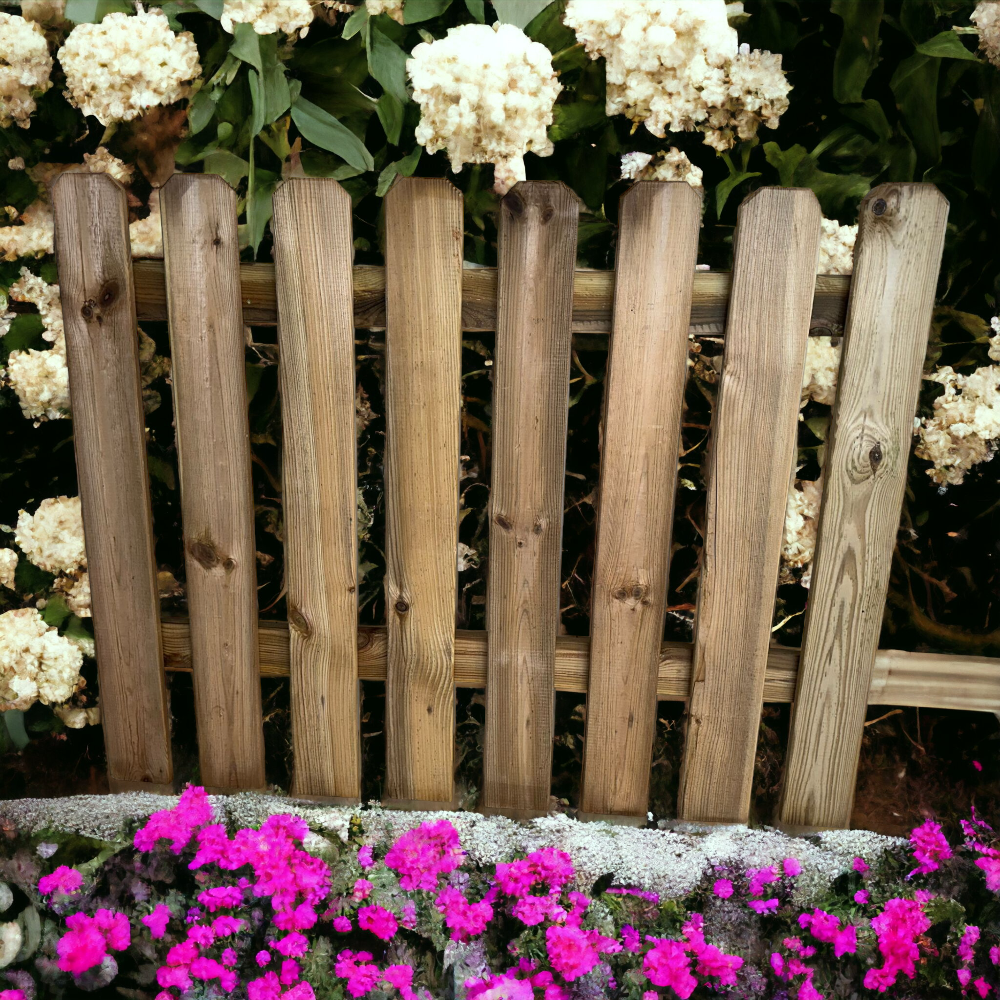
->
[160, 174, 265, 792]
[272, 179, 361, 802]
[677, 187, 821, 824]
[160, 620, 1000, 712]
[383, 178, 463, 805]
[581, 182, 702, 819]
[51, 173, 173, 793]
[127, 259, 852, 336]
[483, 182, 579, 817]
[779, 184, 949, 831]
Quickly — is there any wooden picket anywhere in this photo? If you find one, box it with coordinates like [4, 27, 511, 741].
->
[50, 173, 966, 828]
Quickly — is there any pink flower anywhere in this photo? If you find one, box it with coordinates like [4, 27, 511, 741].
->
[283, 984, 315, 1000]
[157, 966, 191, 991]
[621, 925, 641, 953]
[782, 857, 802, 877]
[546, 924, 599, 982]
[465, 972, 534, 1000]
[142, 903, 172, 939]
[854, 889, 870, 904]
[358, 904, 398, 941]
[400, 900, 417, 929]
[190, 957, 227, 981]
[352, 879, 373, 901]
[384, 964, 413, 993]
[57, 914, 107, 975]
[274, 931, 309, 957]
[335, 950, 382, 998]
[0, 991, 26, 1000]
[333, 916, 352, 933]
[94, 909, 131, 951]
[713, 878, 733, 899]
[643, 938, 697, 998]
[198, 886, 243, 912]
[863, 896, 931, 992]
[221, 947, 238, 966]
[212, 915, 245, 937]
[274, 904, 317, 931]
[384, 821, 464, 891]
[280, 959, 300, 984]
[852, 856, 869, 874]
[495, 847, 574, 898]
[38, 865, 83, 896]
[974, 977, 992, 997]
[960, 925, 980, 963]
[909, 819, 952, 877]
[248, 972, 282, 1000]
[134, 785, 213, 853]
[187, 922, 215, 947]
[747, 898, 779, 914]
[435, 886, 493, 941]
[976, 855, 1000, 891]
[256, 949, 272, 966]
[974, 760, 983, 771]
[747, 866, 779, 897]
[357, 845, 374, 869]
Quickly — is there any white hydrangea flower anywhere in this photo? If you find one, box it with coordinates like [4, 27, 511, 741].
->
[15, 496, 87, 575]
[130, 188, 163, 259]
[366, 0, 405, 22]
[56, 570, 91, 618]
[619, 147, 703, 188]
[780, 478, 823, 587]
[54, 703, 100, 728]
[0, 549, 17, 590]
[972, 1, 1000, 67]
[57, 9, 201, 125]
[0, 12, 53, 128]
[67, 632, 95, 660]
[915, 361, 1000, 486]
[456, 542, 479, 573]
[800, 335, 841, 408]
[0, 607, 83, 710]
[408, 22, 562, 194]
[817, 216, 857, 275]
[565, 0, 788, 150]
[220, 0, 313, 37]
[990, 316, 1000, 362]
[0, 148, 133, 262]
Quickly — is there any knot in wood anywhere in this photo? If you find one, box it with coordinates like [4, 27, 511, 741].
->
[494, 513, 513, 531]
[872, 198, 887, 216]
[540, 204, 555, 225]
[187, 533, 223, 570]
[288, 606, 312, 638]
[80, 299, 96, 321]
[869, 441, 883, 473]
[394, 599, 410, 614]
[502, 192, 524, 217]
[99, 281, 118, 308]
[357, 630, 373, 650]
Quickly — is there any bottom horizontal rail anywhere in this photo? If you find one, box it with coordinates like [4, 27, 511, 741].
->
[159, 618, 1000, 712]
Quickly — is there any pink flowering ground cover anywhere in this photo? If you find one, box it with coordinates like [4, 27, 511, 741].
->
[1, 793, 1000, 998]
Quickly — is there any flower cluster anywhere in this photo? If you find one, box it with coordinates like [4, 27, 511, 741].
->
[565, 0, 789, 150]
[619, 148, 704, 189]
[0, 550, 16, 591]
[0, 12, 53, 128]
[780, 477, 823, 587]
[220, 1, 314, 38]
[408, 22, 561, 193]
[366, 0, 405, 23]
[14, 496, 86, 576]
[57, 9, 201, 125]
[817, 216, 858, 275]
[973, 1, 1000, 67]
[0, 607, 83, 710]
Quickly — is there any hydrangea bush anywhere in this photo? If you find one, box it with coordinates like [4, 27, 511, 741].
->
[0, 0, 999, 814]
[1, 788, 1000, 998]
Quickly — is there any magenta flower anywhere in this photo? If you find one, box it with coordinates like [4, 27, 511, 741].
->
[435, 886, 493, 941]
[333, 916, 352, 933]
[134, 785, 214, 854]
[545, 924, 599, 982]
[57, 914, 107, 974]
[852, 856, 869, 873]
[909, 819, 952, 877]
[357, 904, 398, 941]
[357, 845, 374, 869]
[38, 865, 83, 897]
[863, 896, 931, 992]
[643, 938, 696, 998]
[854, 889, 870, 905]
[782, 857, 802, 877]
[712, 878, 733, 899]
[141, 903, 172, 939]
[384, 820, 464, 891]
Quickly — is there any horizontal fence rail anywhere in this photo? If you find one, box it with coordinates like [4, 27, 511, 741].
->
[51, 171, 975, 828]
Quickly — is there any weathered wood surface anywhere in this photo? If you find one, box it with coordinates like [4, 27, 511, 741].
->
[482, 182, 579, 817]
[581, 182, 702, 819]
[161, 620, 1000, 712]
[678, 188, 821, 825]
[382, 178, 463, 805]
[160, 174, 265, 792]
[272, 179, 361, 802]
[128, 259, 851, 336]
[51, 173, 173, 793]
[779, 184, 949, 831]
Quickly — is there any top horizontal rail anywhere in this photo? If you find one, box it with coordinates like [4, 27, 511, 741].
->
[125, 261, 851, 336]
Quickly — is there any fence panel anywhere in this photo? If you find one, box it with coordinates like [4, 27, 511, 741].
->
[779, 183, 949, 831]
[383, 177, 463, 806]
[51, 173, 173, 792]
[272, 179, 361, 802]
[579, 182, 702, 820]
[481, 182, 579, 817]
[677, 187, 821, 824]
[160, 174, 265, 792]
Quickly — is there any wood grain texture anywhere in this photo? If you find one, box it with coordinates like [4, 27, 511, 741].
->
[126, 259, 851, 336]
[482, 182, 579, 816]
[382, 178, 463, 805]
[272, 179, 361, 801]
[50, 173, 173, 793]
[580, 183, 703, 818]
[778, 183, 949, 831]
[161, 619, 1000, 712]
[160, 174, 265, 791]
[677, 187, 821, 824]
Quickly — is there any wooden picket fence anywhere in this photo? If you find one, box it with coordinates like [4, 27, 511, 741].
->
[49, 170, 989, 832]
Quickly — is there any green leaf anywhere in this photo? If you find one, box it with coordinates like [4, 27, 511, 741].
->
[248, 70, 267, 137]
[291, 97, 375, 170]
[3, 711, 29, 751]
[41, 594, 70, 629]
[3, 314, 45, 354]
[549, 100, 607, 142]
[831, 0, 883, 103]
[368, 23, 409, 104]
[916, 30, 979, 60]
[301, 150, 367, 179]
[193, 0, 223, 16]
[465, 0, 486, 22]
[492, 0, 552, 30]
[715, 170, 761, 216]
[245, 161, 280, 255]
[230, 22, 263, 74]
[404, 0, 452, 23]
[890, 53, 941, 167]
[146, 453, 177, 491]
[764, 141, 872, 217]
[204, 149, 250, 189]
[187, 88, 220, 135]
[377, 92, 404, 145]
[341, 5, 369, 39]
[64, 0, 132, 22]
[376, 146, 422, 196]
[14, 557, 54, 595]
[246, 362, 265, 403]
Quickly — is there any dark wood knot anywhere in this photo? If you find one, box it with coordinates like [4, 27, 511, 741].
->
[494, 514, 512, 531]
[394, 599, 409, 614]
[872, 198, 887, 216]
[869, 442, 883, 472]
[288, 606, 312, 638]
[502, 193, 523, 217]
